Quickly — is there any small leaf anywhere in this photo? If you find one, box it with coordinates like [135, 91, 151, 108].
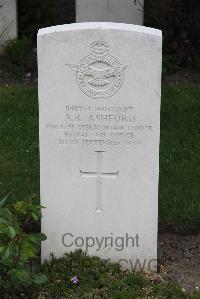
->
[35, 233, 47, 242]
[28, 235, 38, 244]
[0, 193, 14, 208]
[0, 208, 12, 221]
[2, 248, 9, 261]
[39, 233, 47, 241]
[0, 246, 5, 254]
[21, 241, 37, 260]
[29, 233, 47, 243]
[0, 217, 8, 224]
[8, 226, 16, 239]
[31, 212, 39, 221]
[0, 223, 9, 234]
[41, 206, 46, 209]
[32, 273, 48, 285]
[12, 269, 32, 285]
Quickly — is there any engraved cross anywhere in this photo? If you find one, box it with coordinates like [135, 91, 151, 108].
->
[80, 151, 119, 212]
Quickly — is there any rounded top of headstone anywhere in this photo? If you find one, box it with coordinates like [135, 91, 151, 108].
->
[37, 22, 162, 38]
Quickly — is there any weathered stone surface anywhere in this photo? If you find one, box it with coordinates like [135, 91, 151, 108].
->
[76, 0, 144, 25]
[38, 22, 162, 271]
[0, 0, 17, 48]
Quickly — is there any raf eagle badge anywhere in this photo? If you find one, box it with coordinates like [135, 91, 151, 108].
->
[67, 39, 127, 99]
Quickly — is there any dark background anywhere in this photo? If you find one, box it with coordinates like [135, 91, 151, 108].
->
[15, 0, 200, 72]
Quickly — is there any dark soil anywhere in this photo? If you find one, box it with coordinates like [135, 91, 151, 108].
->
[0, 57, 37, 86]
[158, 233, 200, 292]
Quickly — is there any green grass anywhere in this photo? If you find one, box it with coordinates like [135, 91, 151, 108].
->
[159, 85, 200, 226]
[0, 86, 39, 202]
[0, 84, 200, 226]
[26, 251, 200, 298]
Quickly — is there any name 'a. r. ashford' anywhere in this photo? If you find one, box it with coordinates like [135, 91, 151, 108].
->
[65, 113, 136, 123]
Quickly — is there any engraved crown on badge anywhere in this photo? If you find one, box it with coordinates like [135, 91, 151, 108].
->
[90, 39, 109, 56]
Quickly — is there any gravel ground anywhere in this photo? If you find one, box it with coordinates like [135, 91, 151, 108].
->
[158, 233, 200, 292]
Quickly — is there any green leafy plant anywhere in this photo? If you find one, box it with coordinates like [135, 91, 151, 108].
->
[0, 194, 47, 296]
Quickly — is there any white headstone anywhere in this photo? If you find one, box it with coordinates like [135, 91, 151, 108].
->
[0, 0, 17, 48]
[38, 22, 162, 272]
[76, 0, 144, 25]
